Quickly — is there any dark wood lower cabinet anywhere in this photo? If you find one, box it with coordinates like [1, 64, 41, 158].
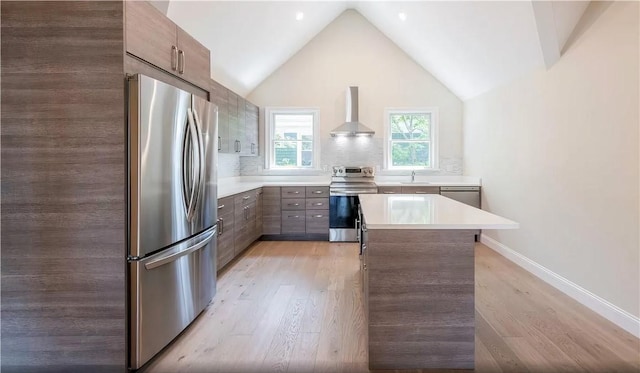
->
[234, 201, 256, 256]
[305, 209, 329, 234]
[217, 185, 330, 271]
[254, 189, 263, 240]
[262, 187, 281, 235]
[216, 196, 236, 271]
[281, 212, 306, 234]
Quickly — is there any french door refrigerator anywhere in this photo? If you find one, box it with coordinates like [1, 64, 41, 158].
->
[127, 74, 218, 369]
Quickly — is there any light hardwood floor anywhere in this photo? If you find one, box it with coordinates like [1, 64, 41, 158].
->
[144, 241, 640, 373]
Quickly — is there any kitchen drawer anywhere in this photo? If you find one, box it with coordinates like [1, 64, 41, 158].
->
[377, 186, 402, 194]
[282, 198, 305, 211]
[234, 189, 257, 207]
[305, 210, 329, 234]
[401, 186, 440, 194]
[281, 187, 306, 198]
[281, 211, 306, 234]
[217, 196, 234, 216]
[306, 198, 329, 210]
[305, 186, 329, 198]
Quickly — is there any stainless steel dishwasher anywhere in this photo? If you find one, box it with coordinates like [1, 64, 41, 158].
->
[440, 186, 481, 208]
[440, 186, 481, 240]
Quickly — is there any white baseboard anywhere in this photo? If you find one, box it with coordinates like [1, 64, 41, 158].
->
[480, 235, 640, 339]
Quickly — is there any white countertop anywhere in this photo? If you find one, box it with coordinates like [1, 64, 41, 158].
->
[359, 194, 519, 230]
[217, 175, 481, 198]
[218, 176, 331, 198]
[374, 175, 481, 187]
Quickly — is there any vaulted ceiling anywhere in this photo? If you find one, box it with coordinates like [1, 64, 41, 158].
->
[163, 1, 590, 100]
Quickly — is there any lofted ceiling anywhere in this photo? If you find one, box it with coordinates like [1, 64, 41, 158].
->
[165, 1, 589, 100]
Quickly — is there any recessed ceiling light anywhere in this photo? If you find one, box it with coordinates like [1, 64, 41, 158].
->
[398, 12, 407, 21]
[296, 11, 304, 21]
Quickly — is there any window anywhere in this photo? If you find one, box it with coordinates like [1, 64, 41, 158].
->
[265, 108, 319, 169]
[385, 108, 438, 169]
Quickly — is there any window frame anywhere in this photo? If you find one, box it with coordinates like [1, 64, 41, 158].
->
[264, 107, 321, 171]
[384, 108, 439, 170]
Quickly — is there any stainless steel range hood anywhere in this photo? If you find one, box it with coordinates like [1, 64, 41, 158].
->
[330, 86, 375, 137]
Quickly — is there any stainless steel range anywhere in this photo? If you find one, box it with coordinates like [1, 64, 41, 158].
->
[329, 166, 377, 242]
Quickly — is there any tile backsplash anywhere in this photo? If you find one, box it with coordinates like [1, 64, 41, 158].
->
[238, 137, 462, 176]
[218, 153, 240, 178]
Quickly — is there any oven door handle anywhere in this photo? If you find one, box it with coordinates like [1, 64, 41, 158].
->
[330, 190, 377, 196]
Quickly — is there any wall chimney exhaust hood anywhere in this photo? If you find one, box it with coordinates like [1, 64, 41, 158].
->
[330, 86, 375, 137]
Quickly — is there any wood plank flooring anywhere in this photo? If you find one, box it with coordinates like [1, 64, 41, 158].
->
[144, 241, 640, 373]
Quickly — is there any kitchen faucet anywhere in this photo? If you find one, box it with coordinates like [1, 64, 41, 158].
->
[411, 170, 416, 182]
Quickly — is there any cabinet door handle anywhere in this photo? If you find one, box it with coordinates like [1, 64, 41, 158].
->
[238, 141, 242, 153]
[288, 203, 299, 206]
[218, 218, 224, 235]
[363, 264, 367, 270]
[218, 204, 225, 209]
[313, 214, 324, 218]
[288, 215, 299, 219]
[251, 143, 255, 154]
[178, 49, 185, 74]
[171, 45, 178, 71]
[288, 191, 300, 194]
[218, 136, 221, 151]
[243, 196, 250, 200]
[313, 190, 323, 194]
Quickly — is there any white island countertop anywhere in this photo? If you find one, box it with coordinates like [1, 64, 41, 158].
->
[359, 194, 519, 230]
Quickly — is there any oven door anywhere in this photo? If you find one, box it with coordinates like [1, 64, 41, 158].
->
[329, 194, 359, 242]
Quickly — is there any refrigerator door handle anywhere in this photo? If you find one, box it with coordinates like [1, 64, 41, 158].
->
[192, 106, 206, 213]
[185, 108, 200, 221]
[144, 226, 216, 270]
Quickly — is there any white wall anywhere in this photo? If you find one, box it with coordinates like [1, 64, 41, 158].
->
[242, 9, 463, 175]
[464, 1, 639, 319]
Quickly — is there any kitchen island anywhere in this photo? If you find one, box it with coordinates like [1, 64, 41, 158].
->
[358, 194, 518, 370]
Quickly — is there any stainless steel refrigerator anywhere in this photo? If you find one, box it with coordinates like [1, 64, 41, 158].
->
[127, 74, 218, 370]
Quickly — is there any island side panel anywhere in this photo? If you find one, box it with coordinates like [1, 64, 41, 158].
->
[366, 229, 476, 370]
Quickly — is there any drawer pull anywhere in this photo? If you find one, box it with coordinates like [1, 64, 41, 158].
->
[313, 214, 324, 218]
[288, 215, 300, 218]
[218, 204, 225, 209]
[313, 190, 323, 194]
[288, 191, 300, 194]
[243, 196, 250, 200]
[288, 203, 300, 206]
[313, 203, 323, 206]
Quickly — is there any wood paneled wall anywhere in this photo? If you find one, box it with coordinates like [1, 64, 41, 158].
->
[1, 2, 127, 372]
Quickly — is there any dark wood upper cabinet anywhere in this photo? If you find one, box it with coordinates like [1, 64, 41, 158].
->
[176, 26, 211, 90]
[245, 101, 259, 156]
[227, 91, 240, 153]
[210, 80, 230, 153]
[125, 1, 176, 75]
[125, 1, 210, 90]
